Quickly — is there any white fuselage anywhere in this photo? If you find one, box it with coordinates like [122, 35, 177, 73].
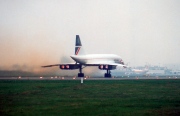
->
[70, 54, 123, 65]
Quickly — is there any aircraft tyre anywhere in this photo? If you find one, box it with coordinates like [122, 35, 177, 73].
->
[104, 73, 111, 78]
[78, 73, 84, 77]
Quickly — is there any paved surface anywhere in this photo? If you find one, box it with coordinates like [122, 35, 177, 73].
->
[0, 76, 179, 80]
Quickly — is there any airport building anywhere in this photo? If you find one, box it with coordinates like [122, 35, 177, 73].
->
[113, 65, 180, 77]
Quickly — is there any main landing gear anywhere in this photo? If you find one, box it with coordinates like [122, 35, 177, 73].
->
[77, 65, 112, 78]
[78, 65, 84, 77]
[104, 70, 111, 78]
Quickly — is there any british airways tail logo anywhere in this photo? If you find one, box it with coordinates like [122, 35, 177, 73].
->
[75, 47, 81, 55]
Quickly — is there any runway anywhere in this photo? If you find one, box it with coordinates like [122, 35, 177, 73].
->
[0, 76, 179, 80]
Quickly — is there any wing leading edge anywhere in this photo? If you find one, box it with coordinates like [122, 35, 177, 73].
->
[42, 63, 78, 67]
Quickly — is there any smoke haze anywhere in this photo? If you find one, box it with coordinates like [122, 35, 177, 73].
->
[0, 0, 180, 75]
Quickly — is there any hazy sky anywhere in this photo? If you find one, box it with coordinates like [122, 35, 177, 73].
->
[0, 0, 180, 72]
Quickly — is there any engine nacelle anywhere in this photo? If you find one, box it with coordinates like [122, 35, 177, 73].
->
[60, 64, 80, 70]
[98, 65, 116, 70]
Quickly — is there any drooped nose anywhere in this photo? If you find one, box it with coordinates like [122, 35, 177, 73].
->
[120, 59, 124, 65]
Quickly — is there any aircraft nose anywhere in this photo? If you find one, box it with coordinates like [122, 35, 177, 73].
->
[120, 59, 124, 65]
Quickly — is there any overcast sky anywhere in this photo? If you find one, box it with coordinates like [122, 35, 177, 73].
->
[0, 0, 180, 72]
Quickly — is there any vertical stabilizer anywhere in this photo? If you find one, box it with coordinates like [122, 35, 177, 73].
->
[75, 35, 85, 55]
[76, 35, 82, 46]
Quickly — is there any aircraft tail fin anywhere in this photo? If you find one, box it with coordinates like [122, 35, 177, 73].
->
[75, 35, 86, 55]
[75, 35, 82, 46]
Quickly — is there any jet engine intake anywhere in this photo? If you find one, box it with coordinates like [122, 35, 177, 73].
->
[98, 65, 116, 70]
[60, 64, 80, 70]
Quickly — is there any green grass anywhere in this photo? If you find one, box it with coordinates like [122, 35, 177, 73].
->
[0, 79, 180, 116]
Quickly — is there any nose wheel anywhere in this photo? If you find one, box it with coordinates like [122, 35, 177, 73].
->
[104, 70, 111, 78]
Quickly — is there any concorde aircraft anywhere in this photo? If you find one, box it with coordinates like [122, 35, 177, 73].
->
[42, 35, 127, 77]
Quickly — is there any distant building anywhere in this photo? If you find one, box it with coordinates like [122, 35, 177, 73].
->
[169, 70, 180, 75]
[112, 65, 179, 77]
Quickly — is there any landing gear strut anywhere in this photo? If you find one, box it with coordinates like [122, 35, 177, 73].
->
[78, 65, 84, 77]
[104, 70, 111, 78]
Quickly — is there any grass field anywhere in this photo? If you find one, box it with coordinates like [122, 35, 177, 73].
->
[0, 79, 180, 115]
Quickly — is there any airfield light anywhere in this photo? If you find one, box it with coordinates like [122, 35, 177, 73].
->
[62, 77, 64, 80]
[81, 77, 83, 83]
[51, 77, 53, 79]
[19, 76, 21, 79]
[40, 77, 43, 79]
[105, 65, 108, 69]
